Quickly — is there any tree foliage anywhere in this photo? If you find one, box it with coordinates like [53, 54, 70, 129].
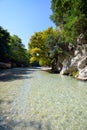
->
[45, 29, 69, 72]
[9, 35, 29, 66]
[28, 27, 68, 71]
[50, 0, 87, 43]
[28, 0, 87, 72]
[0, 26, 29, 67]
[0, 26, 10, 61]
[29, 27, 54, 66]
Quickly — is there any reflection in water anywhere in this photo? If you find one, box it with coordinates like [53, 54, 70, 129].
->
[0, 68, 87, 130]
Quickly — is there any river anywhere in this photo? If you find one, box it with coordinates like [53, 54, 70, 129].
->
[0, 68, 87, 130]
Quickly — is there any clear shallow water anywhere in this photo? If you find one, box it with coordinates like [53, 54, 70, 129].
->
[0, 68, 87, 130]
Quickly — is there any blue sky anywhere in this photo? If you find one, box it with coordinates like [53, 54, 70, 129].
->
[0, 0, 55, 48]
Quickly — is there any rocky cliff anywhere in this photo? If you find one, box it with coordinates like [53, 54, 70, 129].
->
[60, 34, 87, 81]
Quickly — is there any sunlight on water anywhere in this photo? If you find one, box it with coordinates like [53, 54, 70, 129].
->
[0, 68, 87, 130]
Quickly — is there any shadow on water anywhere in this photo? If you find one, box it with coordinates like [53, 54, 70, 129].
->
[0, 98, 52, 130]
[0, 67, 39, 82]
[0, 99, 13, 105]
[0, 120, 52, 130]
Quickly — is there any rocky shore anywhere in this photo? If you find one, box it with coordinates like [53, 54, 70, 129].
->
[41, 34, 87, 81]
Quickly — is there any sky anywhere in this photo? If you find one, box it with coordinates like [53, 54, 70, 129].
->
[0, 0, 55, 49]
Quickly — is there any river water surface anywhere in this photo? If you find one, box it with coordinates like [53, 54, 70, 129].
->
[0, 68, 87, 130]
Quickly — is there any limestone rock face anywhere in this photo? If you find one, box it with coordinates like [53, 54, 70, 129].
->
[60, 43, 87, 80]
[77, 66, 87, 80]
[60, 59, 70, 75]
[69, 53, 82, 71]
[78, 56, 87, 69]
[60, 52, 81, 75]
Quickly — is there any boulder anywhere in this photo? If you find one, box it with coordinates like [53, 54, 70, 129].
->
[0, 62, 11, 69]
[60, 58, 71, 75]
[77, 66, 87, 81]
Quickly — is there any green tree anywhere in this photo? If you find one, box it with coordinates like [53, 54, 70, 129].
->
[50, 0, 87, 43]
[9, 35, 29, 66]
[45, 30, 67, 72]
[29, 27, 53, 66]
[0, 26, 10, 62]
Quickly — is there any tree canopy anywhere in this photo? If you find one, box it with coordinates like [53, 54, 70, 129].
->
[0, 26, 29, 67]
[50, 0, 87, 43]
[0, 26, 10, 61]
[29, 27, 54, 66]
[28, 27, 69, 71]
